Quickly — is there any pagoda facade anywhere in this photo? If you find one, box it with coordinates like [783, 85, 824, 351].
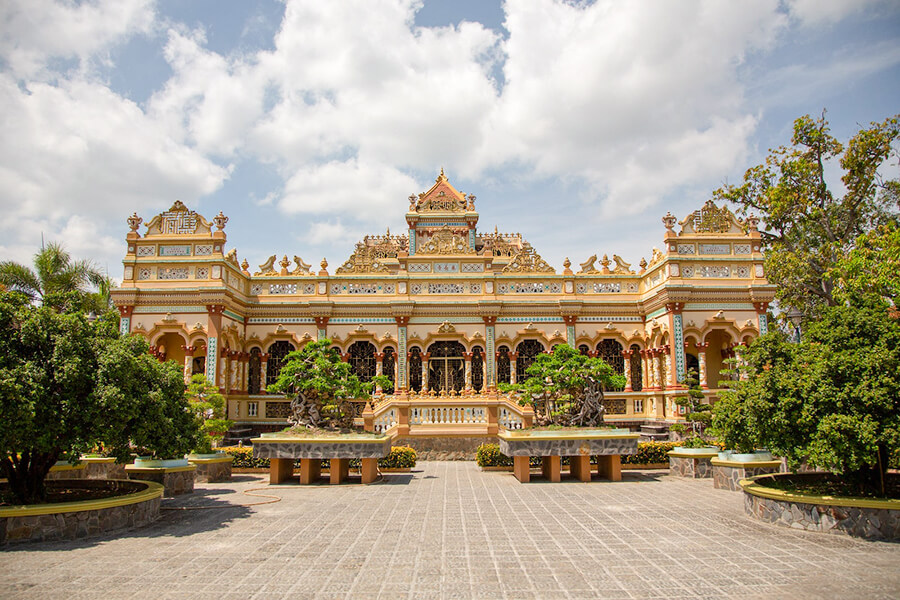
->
[112, 171, 775, 434]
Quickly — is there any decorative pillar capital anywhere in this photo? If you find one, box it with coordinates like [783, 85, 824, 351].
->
[182, 345, 196, 357]
[314, 316, 330, 328]
[463, 352, 473, 360]
[508, 352, 519, 361]
[695, 342, 709, 350]
[375, 352, 385, 360]
[482, 316, 497, 325]
[340, 352, 350, 362]
[394, 316, 409, 326]
[206, 304, 225, 315]
[665, 302, 684, 314]
[117, 305, 134, 317]
[562, 315, 578, 326]
[753, 302, 769, 313]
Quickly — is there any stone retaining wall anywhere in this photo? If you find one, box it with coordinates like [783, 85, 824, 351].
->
[125, 465, 196, 496]
[394, 436, 494, 460]
[669, 455, 714, 478]
[742, 474, 900, 541]
[0, 479, 161, 545]
[82, 459, 127, 480]
[190, 458, 232, 483]
[712, 460, 781, 491]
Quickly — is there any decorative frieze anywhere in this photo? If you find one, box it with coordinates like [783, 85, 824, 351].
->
[734, 244, 751, 254]
[698, 265, 730, 278]
[699, 243, 730, 255]
[159, 245, 191, 256]
[593, 282, 621, 293]
[408, 263, 431, 273]
[429, 283, 465, 294]
[196, 267, 209, 279]
[677, 244, 695, 254]
[136, 245, 156, 256]
[461, 263, 485, 273]
[269, 284, 297, 294]
[194, 244, 213, 255]
[348, 283, 378, 295]
[158, 267, 189, 280]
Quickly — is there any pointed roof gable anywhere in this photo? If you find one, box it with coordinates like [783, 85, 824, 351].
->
[414, 169, 469, 213]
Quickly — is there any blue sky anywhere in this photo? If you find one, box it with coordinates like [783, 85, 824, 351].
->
[1, 0, 898, 279]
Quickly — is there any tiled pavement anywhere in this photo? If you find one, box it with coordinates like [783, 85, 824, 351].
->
[2, 462, 899, 599]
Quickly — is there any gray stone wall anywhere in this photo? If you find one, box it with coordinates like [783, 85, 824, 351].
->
[0, 480, 160, 545]
[191, 460, 232, 483]
[126, 468, 195, 496]
[713, 464, 780, 491]
[669, 456, 713, 478]
[744, 491, 900, 541]
[83, 461, 127, 480]
[254, 439, 391, 459]
[393, 436, 494, 460]
[499, 436, 638, 457]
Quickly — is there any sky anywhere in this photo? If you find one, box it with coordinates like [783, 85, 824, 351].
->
[1, 0, 899, 280]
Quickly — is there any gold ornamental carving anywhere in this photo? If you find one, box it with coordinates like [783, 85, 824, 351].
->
[502, 244, 555, 274]
[680, 200, 743, 234]
[417, 227, 474, 255]
[336, 243, 390, 274]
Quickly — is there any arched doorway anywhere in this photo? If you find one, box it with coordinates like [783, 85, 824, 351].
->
[248, 347, 262, 394]
[409, 347, 423, 392]
[426, 341, 465, 392]
[266, 340, 295, 385]
[515, 339, 545, 382]
[348, 341, 376, 382]
[597, 339, 625, 391]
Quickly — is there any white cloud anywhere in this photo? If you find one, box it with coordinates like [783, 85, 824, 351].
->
[0, 0, 155, 80]
[786, 0, 885, 25]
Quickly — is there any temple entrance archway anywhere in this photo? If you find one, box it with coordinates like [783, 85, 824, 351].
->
[427, 341, 465, 392]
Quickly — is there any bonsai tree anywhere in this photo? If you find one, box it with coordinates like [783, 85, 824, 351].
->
[503, 344, 625, 427]
[711, 304, 900, 496]
[0, 291, 200, 504]
[673, 368, 713, 447]
[266, 338, 390, 430]
[185, 374, 233, 454]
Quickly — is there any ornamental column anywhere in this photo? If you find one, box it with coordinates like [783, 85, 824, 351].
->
[315, 317, 329, 341]
[754, 302, 769, 335]
[666, 302, 686, 385]
[395, 317, 409, 393]
[181, 345, 195, 385]
[242, 352, 250, 393]
[695, 342, 709, 389]
[422, 352, 430, 391]
[375, 352, 384, 393]
[463, 352, 473, 393]
[622, 349, 633, 392]
[650, 349, 660, 390]
[259, 353, 269, 394]
[206, 305, 225, 391]
[117, 305, 134, 336]
[660, 345, 670, 390]
[508, 351, 518, 384]
[483, 316, 497, 391]
[229, 350, 239, 392]
[563, 315, 578, 347]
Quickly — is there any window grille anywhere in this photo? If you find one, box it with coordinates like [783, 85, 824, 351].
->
[597, 339, 625, 391]
[515, 339, 545, 383]
[471, 346, 484, 392]
[248, 348, 261, 394]
[266, 341, 295, 385]
[409, 347, 423, 392]
[630, 344, 643, 392]
[348, 341, 376, 382]
[497, 346, 511, 385]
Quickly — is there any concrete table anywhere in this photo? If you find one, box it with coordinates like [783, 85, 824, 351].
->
[251, 434, 392, 485]
[498, 429, 639, 483]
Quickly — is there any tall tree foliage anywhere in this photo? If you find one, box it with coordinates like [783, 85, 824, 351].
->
[0, 291, 198, 504]
[0, 242, 107, 311]
[712, 306, 900, 496]
[714, 113, 899, 319]
[503, 344, 625, 427]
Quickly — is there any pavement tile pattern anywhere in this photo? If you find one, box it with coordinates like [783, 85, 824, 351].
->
[2, 462, 899, 599]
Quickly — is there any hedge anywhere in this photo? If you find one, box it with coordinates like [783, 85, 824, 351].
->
[219, 445, 417, 470]
[475, 441, 682, 468]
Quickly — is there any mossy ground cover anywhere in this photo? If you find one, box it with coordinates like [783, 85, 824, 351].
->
[759, 472, 900, 501]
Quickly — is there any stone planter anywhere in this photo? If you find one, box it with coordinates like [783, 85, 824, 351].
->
[741, 472, 900, 541]
[46, 462, 86, 480]
[668, 449, 717, 478]
[497, 429, 639, 483]
[711, 457, 782, 491]
[80, 457, 127, 480]
[0, 479, 162, 545]
[132, 458, 189, 468]
[252, 433, 392, 485]
[187, 454, 233, 482]
[125, 464, 196, 496]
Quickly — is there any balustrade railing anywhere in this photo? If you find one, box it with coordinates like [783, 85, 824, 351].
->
[410, 405, 487, 426]
[498, 406, 524, 430]
[373, 407, 397, 433]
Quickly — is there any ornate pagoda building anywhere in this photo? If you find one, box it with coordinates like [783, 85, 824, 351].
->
[112, 171, 775, 448]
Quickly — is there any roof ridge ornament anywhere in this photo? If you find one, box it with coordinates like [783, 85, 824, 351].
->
[503, 244, 556, 274]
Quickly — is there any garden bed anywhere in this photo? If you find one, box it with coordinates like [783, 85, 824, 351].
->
[741, 472, 900, 540]
[0, 479, 162, 545]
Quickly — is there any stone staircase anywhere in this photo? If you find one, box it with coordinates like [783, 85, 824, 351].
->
[639, 423, 670, 442]
[222, 425, 254, 447]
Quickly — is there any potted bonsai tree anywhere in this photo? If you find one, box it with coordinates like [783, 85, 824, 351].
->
[673, 368, 718, 454]
[185, 374, 233, 457]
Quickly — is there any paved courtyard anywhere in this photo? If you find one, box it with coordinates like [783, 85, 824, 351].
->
[2, 462, 899, 599]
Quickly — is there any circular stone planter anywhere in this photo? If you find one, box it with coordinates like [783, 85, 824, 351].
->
[668, 449, 718, 478]
[132, 458, 189, 468]
[741, 472, 900, 540]
[730, 451, 774, 462]
[0, 479, 163, 545]
[187, 454, 233, 483]
[711, 458, 782, 492]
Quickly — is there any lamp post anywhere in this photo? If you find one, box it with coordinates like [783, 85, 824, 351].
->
[786, 308, 802, 343]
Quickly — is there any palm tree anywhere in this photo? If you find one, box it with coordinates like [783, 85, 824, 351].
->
[0, 242, 106, 308]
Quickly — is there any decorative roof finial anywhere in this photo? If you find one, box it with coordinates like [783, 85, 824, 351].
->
[127, 212, 142, 233]
[437, 167, 446, 182]
[563, 257, 572, 275]
[240, 259, 250, 275]
[408, 194, 417, 211]
[213, 211, 229, 231]
[279, 255, 290, 276]
[662, 212, 677, 231]
[319, 258, 329, 276]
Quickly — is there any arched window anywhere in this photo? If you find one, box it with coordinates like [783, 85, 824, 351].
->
[630, 344, 643, 392]
[266, 341, 296, 385]
[382, 347, 395, 393]
[578, 344, 589, 356]
[515, 339, 545, 383]
[426, 341, 465, 392]
[409, 347, 422, 392]
[248, 347, 261, 394]
[471, 346, 484, 392]
[497, 345, 511, 385]
[685, 353, 700, 381]
[348, 341, 376, 382]
[597, 339, 625, 391]
[192, 354, 206, 376]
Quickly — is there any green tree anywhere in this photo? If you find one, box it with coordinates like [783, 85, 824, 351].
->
[673, 368, 712, 439]
[0, 291, 199, 504]
[833, 220, 900, 309]
[715, 113, 899, 319]
[185, 374, 233, 453]
[0, 242, 106, 311]
[503, 344, 625, 427]
[267, 339, 389, 430]
[712, 305, 900, 496]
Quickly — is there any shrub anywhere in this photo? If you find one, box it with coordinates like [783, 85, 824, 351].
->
[377, 446, 417, 469]
[621, 441, 682, 464]
[476, 443, 513, 467]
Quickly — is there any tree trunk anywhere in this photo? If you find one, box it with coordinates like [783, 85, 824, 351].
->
[1, 449, 59, 504]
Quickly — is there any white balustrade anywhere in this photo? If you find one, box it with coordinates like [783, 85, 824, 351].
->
[373, 408, 397, 433]
[409, 405, 486, 425]
[499, 406, 524, 430]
